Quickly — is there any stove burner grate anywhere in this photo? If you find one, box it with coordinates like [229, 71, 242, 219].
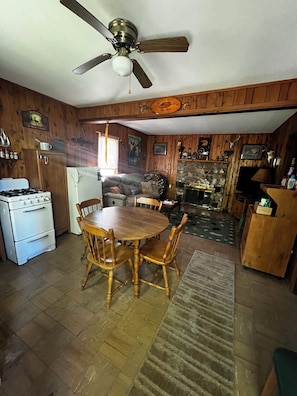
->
[0, 188, 43, 197]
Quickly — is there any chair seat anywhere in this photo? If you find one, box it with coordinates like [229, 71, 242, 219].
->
[140, 239, 168, 263]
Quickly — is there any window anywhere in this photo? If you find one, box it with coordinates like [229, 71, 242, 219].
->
[98, 134, 119, 176]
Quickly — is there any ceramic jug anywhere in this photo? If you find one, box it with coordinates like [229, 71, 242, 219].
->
[0, 129, 5, 145]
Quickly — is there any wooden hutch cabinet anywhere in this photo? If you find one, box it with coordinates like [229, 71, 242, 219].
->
[240, 184, 297, 278]
[23, 149, 69, 236]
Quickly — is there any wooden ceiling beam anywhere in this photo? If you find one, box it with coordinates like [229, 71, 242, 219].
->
[77, 78, 297, 123]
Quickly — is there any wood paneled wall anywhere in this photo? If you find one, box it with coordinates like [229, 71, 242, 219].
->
[268, 112, 297, 183]
[146, 133, 270, 211]
[78, 79, 297, 121]
[0, 78, 81, 178]
[1, 78, 296, 213]
[0, 79, 147, 177]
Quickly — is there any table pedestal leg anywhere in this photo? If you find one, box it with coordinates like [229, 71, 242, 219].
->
[132, 240, 140, 298]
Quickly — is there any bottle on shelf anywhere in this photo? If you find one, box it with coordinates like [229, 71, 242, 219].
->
[283, 157, 297, 190]
[287, 157, 295, 177]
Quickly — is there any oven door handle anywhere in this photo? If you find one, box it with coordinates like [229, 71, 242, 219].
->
[28, 234, 49, 243]
[23, 206, 47, 213]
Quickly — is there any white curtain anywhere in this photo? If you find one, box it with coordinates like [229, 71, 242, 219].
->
[98, 135, 119, 176]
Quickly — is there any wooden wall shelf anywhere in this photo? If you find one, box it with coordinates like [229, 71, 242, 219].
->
[178, 159, 228, 164]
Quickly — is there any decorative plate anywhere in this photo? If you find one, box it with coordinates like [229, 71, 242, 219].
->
[151, 97, 181, 115]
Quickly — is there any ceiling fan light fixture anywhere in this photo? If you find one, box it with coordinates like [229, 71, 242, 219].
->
[112, 55, 132, 77]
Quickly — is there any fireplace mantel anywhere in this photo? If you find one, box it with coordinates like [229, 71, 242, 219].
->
[178, 159, 228, 164]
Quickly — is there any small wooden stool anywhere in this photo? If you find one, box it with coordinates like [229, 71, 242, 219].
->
[261, 347, 297, 396]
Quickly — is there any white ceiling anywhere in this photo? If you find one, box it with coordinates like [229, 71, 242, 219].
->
[0, 0, 296, 135]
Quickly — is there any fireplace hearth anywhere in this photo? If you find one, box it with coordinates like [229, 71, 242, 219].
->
[184, 186, 214, 206]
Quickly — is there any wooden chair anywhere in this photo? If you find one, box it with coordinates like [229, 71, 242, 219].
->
[76, 216, 89, 261]
[139, 213, 188, 298]
[133, 196, 163, 242]
[134, 196, 163, 211]
[76, 198, 103, 260]
[76, 198, 103, 218]
[80, 218, 134, 309]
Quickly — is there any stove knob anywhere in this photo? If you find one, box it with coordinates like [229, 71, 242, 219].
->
[23, 201, 27, 206]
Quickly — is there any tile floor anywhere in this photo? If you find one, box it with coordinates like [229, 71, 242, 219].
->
[0, 211, 297, 395]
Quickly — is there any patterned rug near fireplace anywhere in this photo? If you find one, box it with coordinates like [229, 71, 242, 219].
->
[169, 212, 236, 246]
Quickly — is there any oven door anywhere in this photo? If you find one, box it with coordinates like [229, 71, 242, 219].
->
[10, 202, 54, 241]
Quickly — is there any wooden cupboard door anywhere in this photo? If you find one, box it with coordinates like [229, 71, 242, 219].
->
[39, 152, 69, 236]
[240, 205, 252, 254]
[231, 198, 244, 220]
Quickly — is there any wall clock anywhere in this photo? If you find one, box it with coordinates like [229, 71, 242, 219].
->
[150, 97, 181, 115]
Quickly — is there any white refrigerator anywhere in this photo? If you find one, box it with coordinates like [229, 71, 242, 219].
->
[67, 167, 103, 235]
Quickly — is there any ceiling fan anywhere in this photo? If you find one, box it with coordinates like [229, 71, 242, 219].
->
[60, 0, 189, 88]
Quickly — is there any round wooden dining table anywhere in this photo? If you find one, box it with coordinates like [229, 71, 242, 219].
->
[84, 206, 169, 297]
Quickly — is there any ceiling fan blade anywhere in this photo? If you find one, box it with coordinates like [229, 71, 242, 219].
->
[60, 0, 116, 43]
[73, 53, 112, 75]
[132, 59, 152, 88]
[136, 36, 189, 53]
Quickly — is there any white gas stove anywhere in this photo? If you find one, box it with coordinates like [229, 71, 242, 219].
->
[0, 178, 56, 265]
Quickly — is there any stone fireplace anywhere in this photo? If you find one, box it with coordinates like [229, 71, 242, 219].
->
[176, 160, 229, 209]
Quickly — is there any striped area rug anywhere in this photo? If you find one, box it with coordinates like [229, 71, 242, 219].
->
[128, 250, 235, 396]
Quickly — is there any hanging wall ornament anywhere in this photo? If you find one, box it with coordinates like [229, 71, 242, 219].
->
[71, 125, 94, 146]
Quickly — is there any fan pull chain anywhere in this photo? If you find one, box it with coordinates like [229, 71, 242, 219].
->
[104, 123, 109, 164]
[128, 72, 132, 94]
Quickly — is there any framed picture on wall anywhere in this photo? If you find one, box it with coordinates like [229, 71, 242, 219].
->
[21, 110, 49, 131]
[241, 144, 263, 160]
[198, 137, 212, 156]
[128, 135, 141, 166]
[153, 142, 167, 156]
